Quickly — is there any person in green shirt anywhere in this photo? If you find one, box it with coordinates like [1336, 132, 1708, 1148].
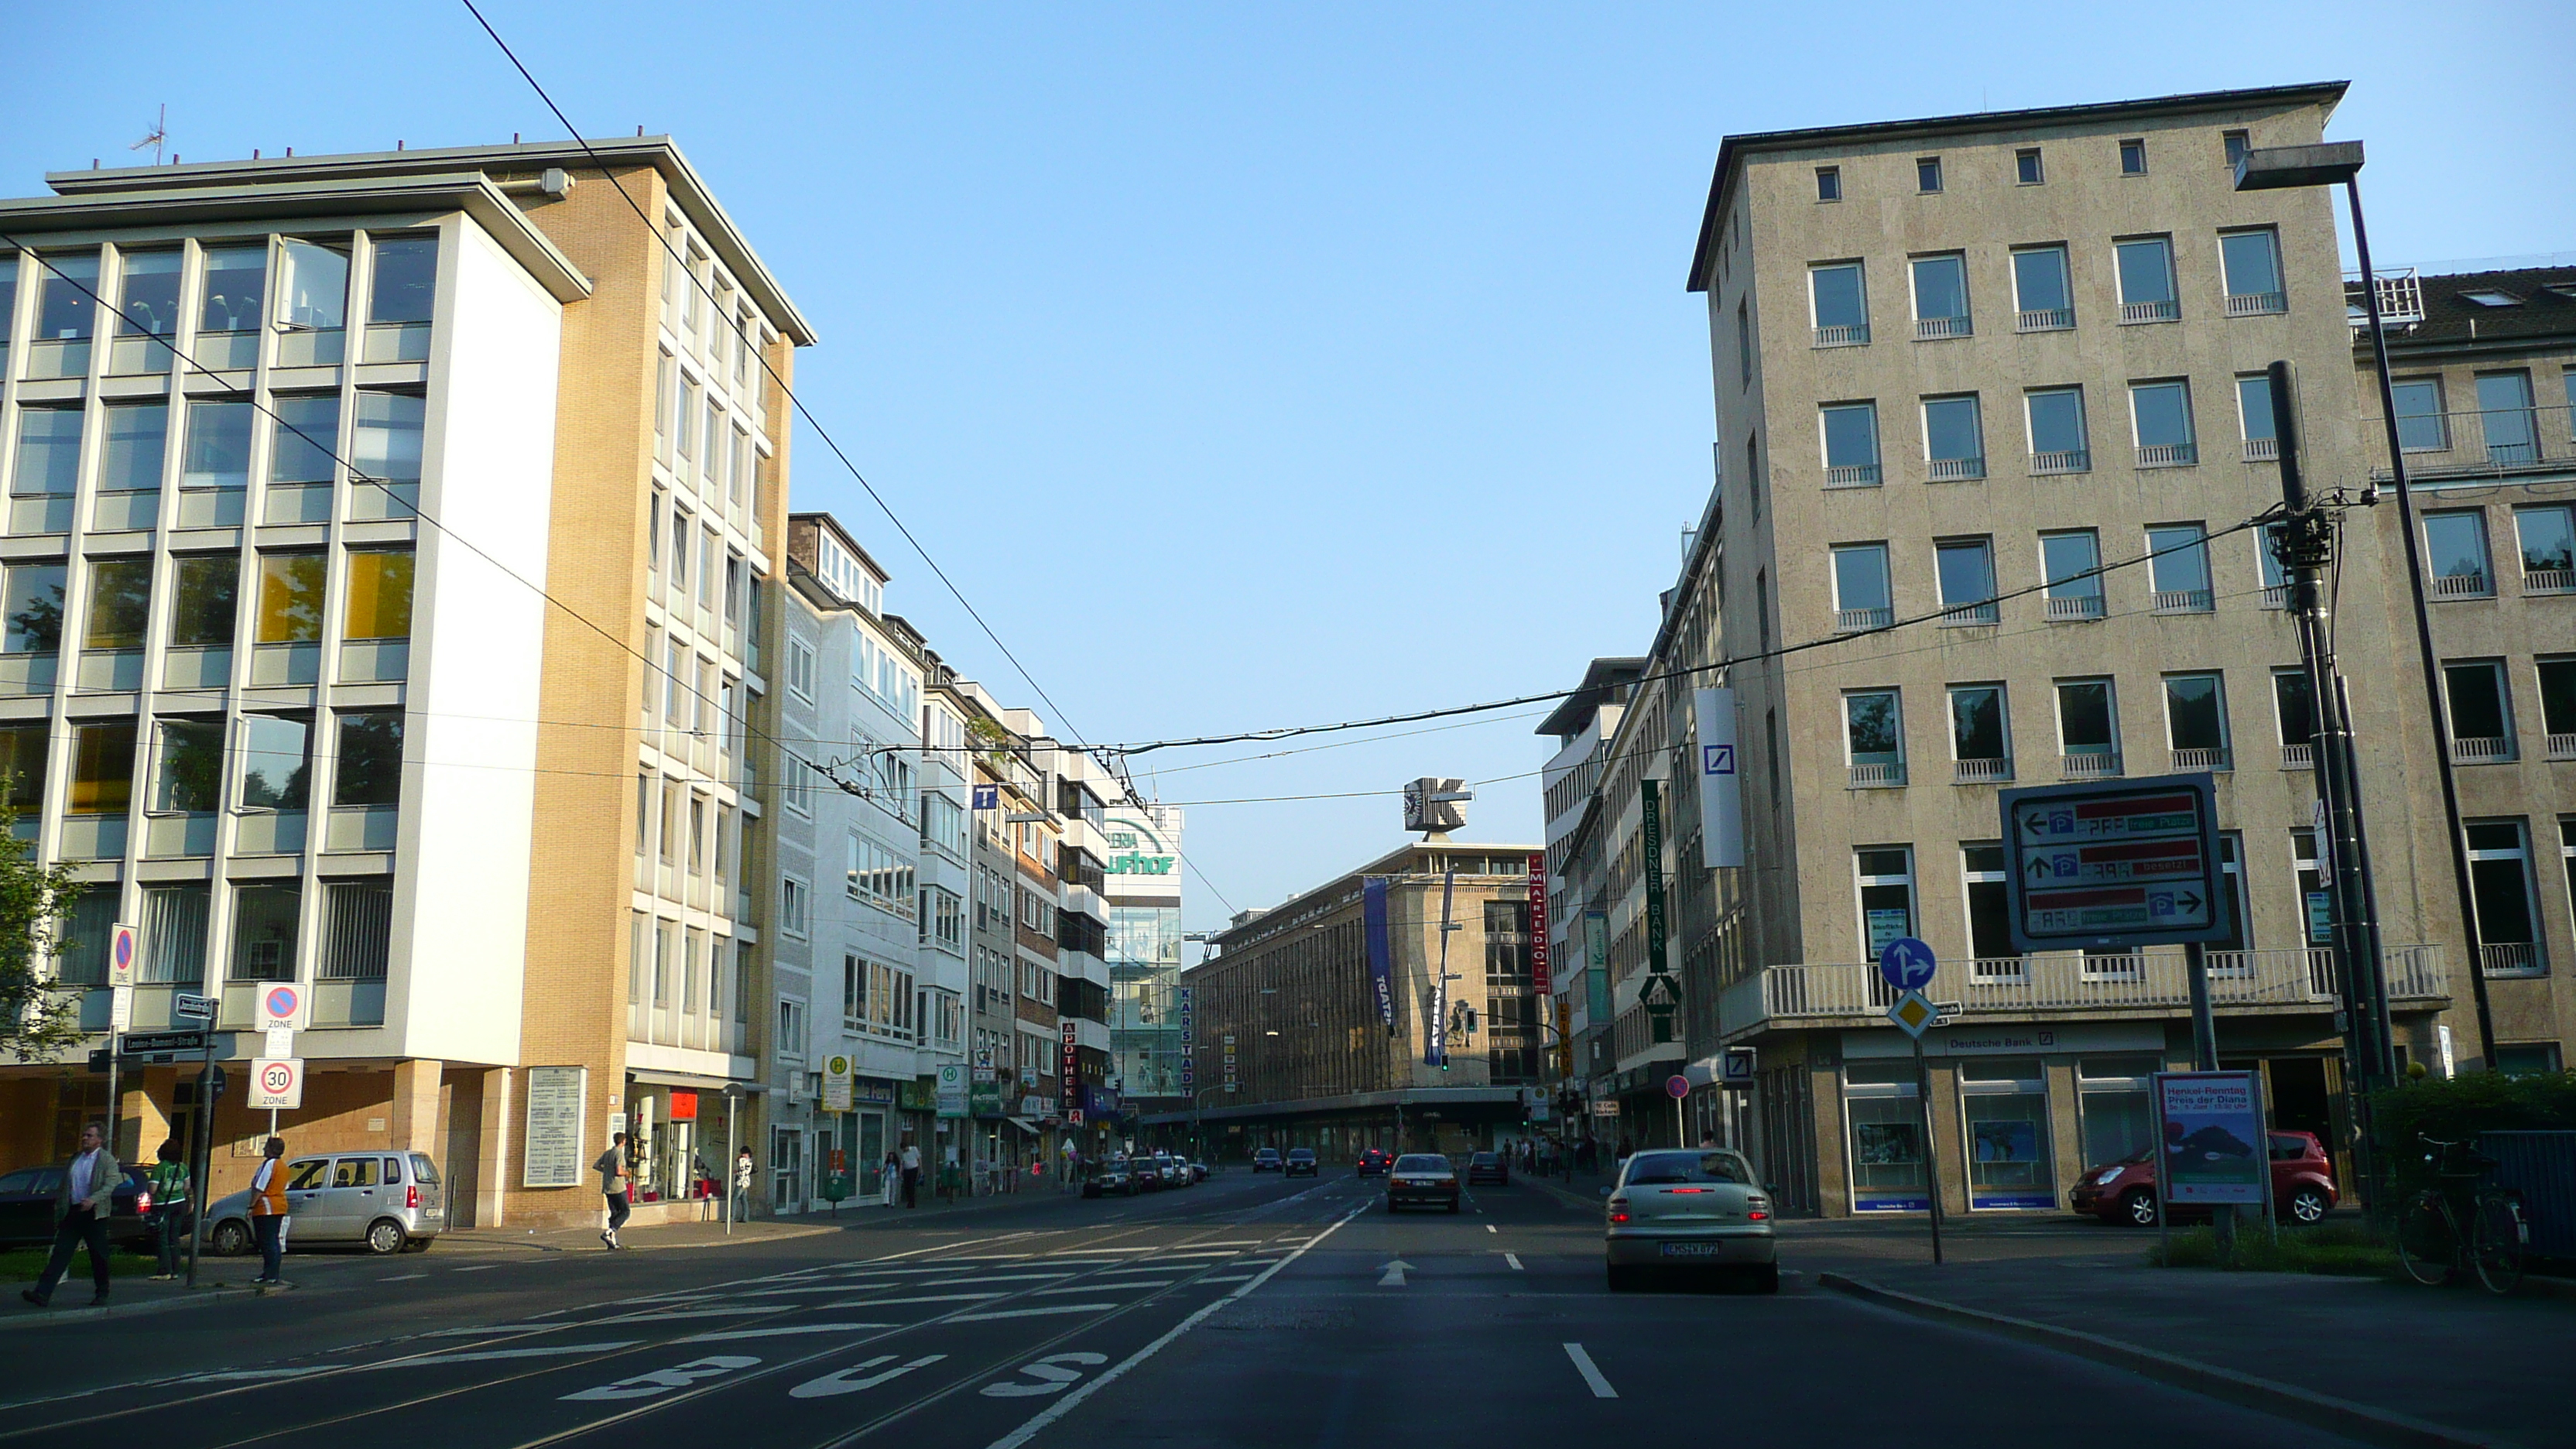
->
[146, 1139, 191, 1280]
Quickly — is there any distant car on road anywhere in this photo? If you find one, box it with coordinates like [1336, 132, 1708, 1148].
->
[1252, 1148, 1284, 1173]
[204, 1152, 444, 1256]
[1181, 1159, 1209, 1184]
[2068, 1131, 2338, 1227]
[1284, 1148, 1319, 1178]
[1131, 1156, 1166, 1192]
[1083, 1159, 1136, 1197]
[0, 1163, 159, 1250]
[1465, 1151, 1510, 1187]
[1604, 1148, 1775, 1293]
[1386, 1154, 1461, 1213]
[1152, 1153, 1188, 1188]
[1356, 1149, 1392, 1177]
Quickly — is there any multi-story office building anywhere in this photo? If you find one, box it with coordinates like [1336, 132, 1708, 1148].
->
[0, 139, 810, 1227]
[1105, 803, 1186, 1115]
[2355, 262, 2576, 1074]
[1536, 659, 1644, 1136]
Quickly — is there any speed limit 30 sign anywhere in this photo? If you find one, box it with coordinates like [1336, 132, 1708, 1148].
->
[248, 1057, 305, 1110]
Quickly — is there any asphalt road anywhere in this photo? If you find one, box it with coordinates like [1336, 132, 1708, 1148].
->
[0, 1168, 2371, 1447]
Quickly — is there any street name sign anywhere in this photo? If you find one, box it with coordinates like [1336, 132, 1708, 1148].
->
[118, 1029, 210, 1057]
[1999, 774, 2232, 952]
[173, 992, 215, 1022]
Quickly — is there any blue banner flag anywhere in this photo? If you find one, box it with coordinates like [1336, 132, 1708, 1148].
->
[1364, 877, 1396, 1034]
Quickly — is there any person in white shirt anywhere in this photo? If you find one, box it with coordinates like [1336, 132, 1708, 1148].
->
[21, 1122, 119, 1308]
[732, 1147, 755, 1222]
[900, 1140, 923, 1208]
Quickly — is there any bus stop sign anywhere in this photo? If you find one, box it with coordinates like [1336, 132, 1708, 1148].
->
[2000, 773, 2232, 953]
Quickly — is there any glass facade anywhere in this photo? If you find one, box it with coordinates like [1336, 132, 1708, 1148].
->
[1108, 903, 1184, 1099]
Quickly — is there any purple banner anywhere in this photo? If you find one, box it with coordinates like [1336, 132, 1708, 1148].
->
[1364, 877, 1396, 1033]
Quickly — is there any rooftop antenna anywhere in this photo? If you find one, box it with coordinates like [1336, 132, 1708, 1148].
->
[131, 104, 168, 165]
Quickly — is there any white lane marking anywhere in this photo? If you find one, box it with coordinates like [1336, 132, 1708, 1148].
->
[563, 1355, 760, 1403]
[981, 1352, 1108, 1397]
[453, 1263, 505, 1273]
[923, 1273, 1075, 1286]
[1033, 1280, 1173, 1295]
[1194, 1274, 1254, 1284]
[679, 1323, 892, 1343]
[790, 1354, 945, 1399]
[602, 1306, 773, 1323]
[377, 1272, 429, 1282]
[1048, 1245, 1156, 1254]
[827, 1292, 1005, 1307]
[411, 1342, 640, 1365]
[1194, 1240, 1265, 1247]
[1505, 1253, 1524, 1271]
[1377, 1259, 1413, 1287]
[950, 1302, 1121, 1323]
[421, 1324, 550, 1338]
[1564, 1343, 1617, 1399]
[176, 1367, 346, 1383]
[982, 1201, 1369, 1449]
[1485, 1225, 1498, 1234]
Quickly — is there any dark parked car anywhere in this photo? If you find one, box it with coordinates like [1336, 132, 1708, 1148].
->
[1465, 1151, 1511, 1186]
[1131, 1156, 1166, 1192]
[1083, 1159, 1138, 1197]
[1386, 1153, 1461, 1213]
[1285, 1148, 1319, 1178]
[0, 1163, 159, 1250]
[1252, 1148, 1284, 1173]
[1357, 1149, 1392, 1177]
[2068, 1130, 2339, 1226]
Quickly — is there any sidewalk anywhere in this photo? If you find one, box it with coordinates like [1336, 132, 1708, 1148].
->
[1816, 1253, 2567, 1448]
[438, 1215, 841, 1254]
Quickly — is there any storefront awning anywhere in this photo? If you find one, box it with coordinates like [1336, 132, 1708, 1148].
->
[629, 1068, 760, 1091]
[1005, 1117, 1041, 1135]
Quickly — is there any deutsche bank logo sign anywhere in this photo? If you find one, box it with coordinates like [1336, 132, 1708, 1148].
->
[1692, 689, 1743, 869]
[1703, 744, 1734, 776]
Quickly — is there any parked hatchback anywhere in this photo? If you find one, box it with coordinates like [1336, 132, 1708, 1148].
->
[0, 1164, 159, 1249]
[1251, 1148, 1283, 1173]
[1605, 1148, 1776, 1292]
[204, 1152, 446, 1255]
[2068, 1131, 2338, 1227]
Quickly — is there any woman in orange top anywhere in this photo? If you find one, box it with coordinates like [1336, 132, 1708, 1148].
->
[248, 1137, 289, 1286]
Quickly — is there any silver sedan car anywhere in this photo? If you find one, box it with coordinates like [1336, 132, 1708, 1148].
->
[1603, 1148, 1776, 1292]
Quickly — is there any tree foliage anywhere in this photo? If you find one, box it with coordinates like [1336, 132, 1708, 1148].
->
[2370, 1070, 2576, 1195]
[0, 800, 84, 1063]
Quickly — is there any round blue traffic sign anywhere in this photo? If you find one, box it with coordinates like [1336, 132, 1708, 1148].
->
[1878, 937, 1937, 992]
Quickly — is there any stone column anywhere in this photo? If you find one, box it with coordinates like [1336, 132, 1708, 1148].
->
[389, 1059, 444, 1153]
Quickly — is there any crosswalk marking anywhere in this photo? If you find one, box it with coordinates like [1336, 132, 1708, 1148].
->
[949, 1302, 1120, 1323]
[1033, 1280, 1172, 1294]
[409, 1342, 639, 1365]
[829, 1292, 1005, 1307]
[678, 1323, 891, 1342]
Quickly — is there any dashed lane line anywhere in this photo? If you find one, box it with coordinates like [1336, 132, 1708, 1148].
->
[1505, 1253, 1524, 1271]
[947, 1302, 1122, 1323]
[409, 1345, 642, 1366]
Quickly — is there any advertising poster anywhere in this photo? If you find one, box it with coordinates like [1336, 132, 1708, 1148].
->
[1363, 878, 1396, 1030]
[2153, 1070, 2266, 1204]
[522, 1066, 586, 1187]
[1865, 908, 1910, 955]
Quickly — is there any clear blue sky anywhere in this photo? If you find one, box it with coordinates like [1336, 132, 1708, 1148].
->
[11, 2, 2568, 935]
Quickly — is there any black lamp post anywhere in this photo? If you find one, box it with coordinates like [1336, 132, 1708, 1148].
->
[2233, 141, 2500, 1073]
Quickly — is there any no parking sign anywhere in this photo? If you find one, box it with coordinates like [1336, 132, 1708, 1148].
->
[256, 982, 306, 1032]
[249, 1057, 304, 1110]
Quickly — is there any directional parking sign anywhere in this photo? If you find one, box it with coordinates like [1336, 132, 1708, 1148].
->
[2000, 774, 2231, 952]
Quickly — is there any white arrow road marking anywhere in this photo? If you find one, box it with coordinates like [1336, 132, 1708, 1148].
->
[410, 1342, 640, 1365]
[563, 1355, 759, 1402]
[1505, 1253, 1524, 1271]
[1377, 1259, 1413, 1286]
[679, 1323, 891, 1342]
[790, 1354, 946, 1400]
[980, 1352, 1109, 1397]
[1564, 1343, 1617, 1399]
[951, 1303, 1119, 1322]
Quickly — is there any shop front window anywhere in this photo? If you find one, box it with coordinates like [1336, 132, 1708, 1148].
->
[1844, 1060, 1927, 1212]
[1959, 1057, 2055, 1209]
[2077, 1056, 2160, 1168]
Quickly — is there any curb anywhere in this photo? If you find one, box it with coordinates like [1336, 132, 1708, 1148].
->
[0, 1284, 249, 1334]
[439, 1222, 841, 1255]
[1815, 1272, 2513, 1449]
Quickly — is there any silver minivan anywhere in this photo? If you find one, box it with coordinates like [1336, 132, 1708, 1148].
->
[205, 1151, 447, 1255]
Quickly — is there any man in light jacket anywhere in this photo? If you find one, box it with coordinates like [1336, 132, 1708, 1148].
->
[22, 1122, 121, 1308]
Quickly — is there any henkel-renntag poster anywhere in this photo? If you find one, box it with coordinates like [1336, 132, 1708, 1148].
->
[2153, 1071, 2266, 1204]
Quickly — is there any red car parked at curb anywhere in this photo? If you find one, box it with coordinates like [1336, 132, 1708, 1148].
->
[2069, 1129, 2338, 1227]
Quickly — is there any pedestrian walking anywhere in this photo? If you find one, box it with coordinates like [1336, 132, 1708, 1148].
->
[20, 1121, 120, 1308]
[1060, 1141, 1081, 1195]
[146, 1139, 191, 1280]
[248, 1136, 290, 1287]
[880, 1150, 900, 1208]
[900, 1140, 922, 1208]
[594, 1132, 631, 1249]
[732, 1146, 755, 1222]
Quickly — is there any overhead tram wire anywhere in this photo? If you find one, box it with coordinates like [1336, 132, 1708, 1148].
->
[1102, 512, 2280, 757]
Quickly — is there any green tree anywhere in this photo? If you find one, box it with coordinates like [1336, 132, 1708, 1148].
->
[0, 799, 84, 1063]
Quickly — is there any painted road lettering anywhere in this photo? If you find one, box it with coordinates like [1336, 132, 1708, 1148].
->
[980, 1352, 1109, 1398]
[561, 1355, 759, 1402]
[790, 1354, 947, 1399]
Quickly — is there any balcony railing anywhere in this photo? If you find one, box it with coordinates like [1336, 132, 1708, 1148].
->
[2150, 588, 2215, 614]
[2261, 584, 2290, 609]
[1927, 456, 1986, 481]
[1824, 463, 1882, 488]
[2030, 449, 2090, 475]
[2225, 291, 2287, 317]
[2481, 942, 2545, 978]
[2016, 308, 2074, 332]
[2120, 299, 2181, 324]
[1834, 606, 1893, 632]
[2547, 731, 2576, 761]
[2136, 442, 2197, 468]
[1813, 324, 1869, 348]
[1915, 316, 1972, 340]
[2168, 746, 2229, 772]
[2045, 594, 2104, 621]
[2368, 404, 2576, 482]
[2280, 742, 2314, 770]
[2429, 570, 2492, 600]
[1848, 762, 1905, 788]
[2242, 437, 2280, 461]
[2060, 752, 2122, 779]
[2528, 568, 2576, 594]
[1938, 601, 1999, 626]
[2346, 268, 2424, 327]
[1951, 757, 2013, 783]
[2451, 735, 2513, 765]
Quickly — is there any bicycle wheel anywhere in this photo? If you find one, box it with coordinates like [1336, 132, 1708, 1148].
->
[2394, 1193, 2458, 1286]
[2470, 1194, 2528, 1296]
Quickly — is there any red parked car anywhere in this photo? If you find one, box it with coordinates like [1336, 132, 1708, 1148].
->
[2070, 1130, 2338, 1227]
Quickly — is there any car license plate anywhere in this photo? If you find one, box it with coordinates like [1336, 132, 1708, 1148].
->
[1659, 1242, 1728, 1259]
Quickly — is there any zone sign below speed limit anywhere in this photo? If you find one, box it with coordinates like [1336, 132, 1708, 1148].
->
[249, 1057, 305, 1110]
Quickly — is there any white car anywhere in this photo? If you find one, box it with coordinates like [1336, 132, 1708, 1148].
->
[1603, 1149, 1776, 1292]
[204, 1151, 447, 1256]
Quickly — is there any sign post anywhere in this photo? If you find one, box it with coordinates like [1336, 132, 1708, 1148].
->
[1880, 937, 1945, 1265]
[1667, 1074, 1690, 1147]
[103, 923, 139, 1157]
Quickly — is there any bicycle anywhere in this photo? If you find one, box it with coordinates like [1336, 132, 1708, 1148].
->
[2394, 1134, 2530, 1294]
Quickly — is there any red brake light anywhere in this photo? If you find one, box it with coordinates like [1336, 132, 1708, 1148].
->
[1668, 1187, 1710, 1194]
[1748, 1210, 1769, 1221]
[1609, 1211, 1630, 1223]
[135, 1190, 152, 1212]
[407, 1184, 420, 1210]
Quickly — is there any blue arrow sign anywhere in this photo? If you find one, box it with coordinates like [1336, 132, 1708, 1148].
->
[1878, 936, 1937, 993]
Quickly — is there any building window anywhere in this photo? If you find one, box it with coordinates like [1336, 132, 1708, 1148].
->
[2162, 673, 2231, 771]
[1961, 844, 2014, 962]
[353, 391, 425, 488]
[2219, 228, 2286, 315]
[2257, 523, 2291, 608]
[781, 876, 810, 937]
[2057, 679, 2120, 776]
[198, 244, 266, 341]
[2475, 372, 2540, 464]
[151, 720, 222, 814]
[238, 716, 310, 810]
[1921, 395, 1985, 480]
[1736, 298, 1752, 389]
[84, 559, 150, 653]
[1809, 262, 1869, 347]
[2025, 387, 2089, 473]
[2078, 1057, 2159, 1167]
[2040, 529, 2104, 620]
[1916, 157, 1943, 194]
[2145, 523, 2213, 613]
[777, 1000, 806, 1060]
[2422, 511, 2493, 598]
[317, 882, 393, 983]
[1855, 847, 1917, 955]
[2497, 1043, 2564, 1076]
[139, 884, 209, 987]
[67, 726, 135, 820]
[2465, 820, 2543, 976]
[1831, 543, 1892, 631]
[364, 235, 438, 363]
[1844, 1061, 1926, 1212]
[2011, 245, 2073, 331]
[786, 636, 816, 701]
[1960, 1057, 2055, 1211]
[1754, 570, 1769, 654]
[2273, 668, 2317, 769]
[2537, 659, 2575, 759]
[2129, 380, 2197, 466]
[1948, 685, 2011, 783]
[2119, 138, 2148, 175]
[2391, 379, 2448, 453]
[847, 833, 918, 919]
[101, 400, 169, 492]
[1820, 402, 1880, 486]
[0, 723, 50, 819]
[2216, 833, 2249, 951]
[2115, 238, 2179, 323]
[1934, 537, 1997, 625]
[343, 550, 414, 640]
[1815, 166, 1841, 202]
[2442, 659, 2514, 763]
[2224, 130, 2251, 168]
[256, 553, 327, 644]
[276, 238, 349, 365]
[4, 564, 65, 656]
[2015, 148, 2044, 186]
[182, 400, 252, 490]
[1910, 254, 1971, 338]
[1844, 690, 1904, 788]
[2514, 505, 2575, 591]
[231, 882, 301, 982]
